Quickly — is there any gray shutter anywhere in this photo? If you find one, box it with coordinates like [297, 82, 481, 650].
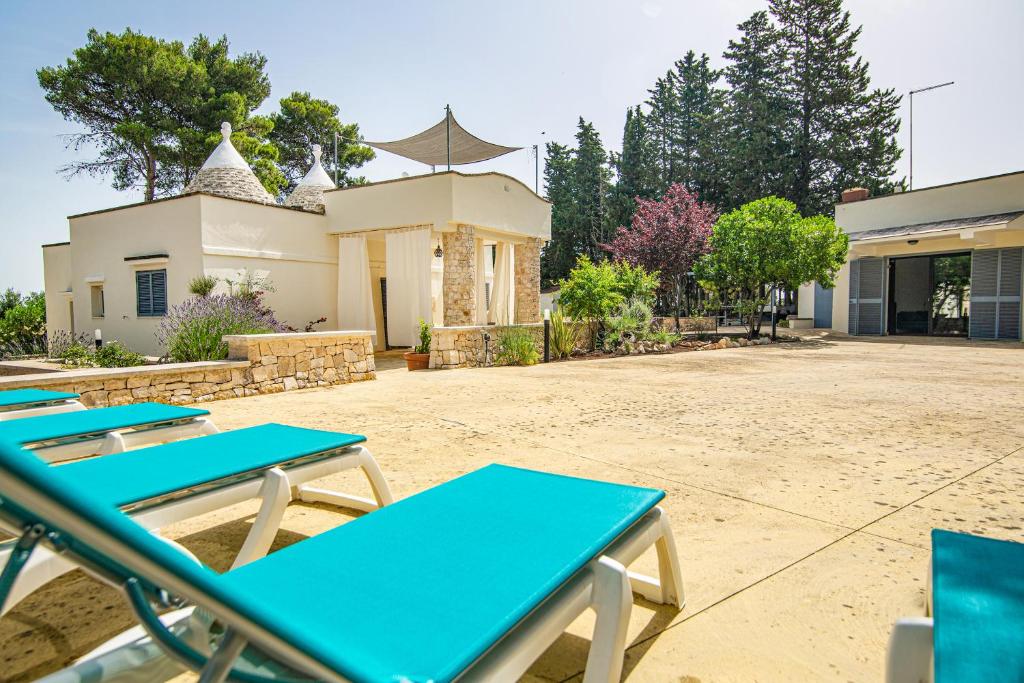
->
[848, 260, 860, 334]
[856, 257, 885, 335]
[971, 249, 1022, 340]
[848, 257, 887, 336]
[136, 271, 152, 317]
[151, 270, 167, 316]
[998, 249, 1021, 339]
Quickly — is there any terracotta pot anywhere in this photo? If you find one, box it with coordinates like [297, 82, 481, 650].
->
[403, 351, 431, 371]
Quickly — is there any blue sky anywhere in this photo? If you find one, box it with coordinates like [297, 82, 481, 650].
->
[1, 0, 1022, 291]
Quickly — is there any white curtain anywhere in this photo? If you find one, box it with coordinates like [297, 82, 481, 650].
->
[489, 242, 515, 325]
[337, 236, 376, 338]
[475, 239, 489, 325]
[385, 228, 433, 346]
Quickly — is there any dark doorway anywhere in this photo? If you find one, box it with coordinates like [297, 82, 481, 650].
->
[887, 253, 970, 336]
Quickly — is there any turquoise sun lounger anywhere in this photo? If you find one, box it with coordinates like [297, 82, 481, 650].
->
[0, 437, 683, 683]
[0, 388, 84, 421]
[885, 529, 1024, 683]
[0, 423, 394, 616]
[0, 402, 218, 462]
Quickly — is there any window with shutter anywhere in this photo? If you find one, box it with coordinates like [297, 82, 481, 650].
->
[136, 269, 167, 317]
[970, 248, 1022, 340]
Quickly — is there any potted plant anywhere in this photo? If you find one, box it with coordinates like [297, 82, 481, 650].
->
[403, 318, 432, 371]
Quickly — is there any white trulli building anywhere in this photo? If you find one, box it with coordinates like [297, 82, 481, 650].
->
[42, 123, 551, 356]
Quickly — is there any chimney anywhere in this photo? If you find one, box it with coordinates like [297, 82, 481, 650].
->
[841, 187, 870, 203]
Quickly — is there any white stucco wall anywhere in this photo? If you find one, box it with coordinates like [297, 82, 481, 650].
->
[836, 171, 1024, 234]
[198, 195, 337, 333]
[62, 195, 204, 355]
[797, 282, 815, 320]
[42, 243, 72, 339]
[324, 171, 551, 241]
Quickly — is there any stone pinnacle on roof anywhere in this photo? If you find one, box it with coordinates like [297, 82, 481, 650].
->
[184, 122, 276, 205]
[284, 144, 337, 212]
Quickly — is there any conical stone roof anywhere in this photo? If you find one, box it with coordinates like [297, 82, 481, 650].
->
[284, 144, 336, 212]
[185, 122, 276, 204]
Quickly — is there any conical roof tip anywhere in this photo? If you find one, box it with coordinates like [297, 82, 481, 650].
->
[199, 122, 250, 171]
[297, 144, 336, 189]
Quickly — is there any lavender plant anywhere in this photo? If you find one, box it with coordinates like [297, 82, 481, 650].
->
[157, 294, 283, 362]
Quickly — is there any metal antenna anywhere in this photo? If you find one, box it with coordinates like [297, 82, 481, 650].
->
[908, 81, 954, 190]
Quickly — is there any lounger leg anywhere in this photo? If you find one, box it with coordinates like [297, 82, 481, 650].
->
[231, 468, 291, 569]
[626, 508, 685, 608]
[295, 446, 395, 512]
[584, 556, 632, 683]
[98, 431, 127, 456]
[197, 629, 247, 683]
[196, 418, 219, 436]
[885, 617, 933, 683]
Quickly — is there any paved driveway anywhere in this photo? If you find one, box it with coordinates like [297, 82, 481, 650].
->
[4, 335, 1023, 681]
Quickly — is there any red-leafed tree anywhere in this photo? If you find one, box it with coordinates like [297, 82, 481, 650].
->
[606, 183, 718, 327]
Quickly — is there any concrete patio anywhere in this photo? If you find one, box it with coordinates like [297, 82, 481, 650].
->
[3, 335, 1023, 681]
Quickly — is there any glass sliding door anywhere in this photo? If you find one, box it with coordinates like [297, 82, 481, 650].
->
[930, 253, 970, 336]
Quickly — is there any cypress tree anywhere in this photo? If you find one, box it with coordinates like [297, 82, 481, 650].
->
[769, 0, 902, 215]
[722, 11, 792, 208]
[645, 75, 678, 192]
[668, 51, 727, 204]
[573, 117, 613, 261]
[608, 106, 659, 230]
[540, 142, 577, 286]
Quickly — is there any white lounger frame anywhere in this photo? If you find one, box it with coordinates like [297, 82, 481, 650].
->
[38, 505, 681, 683]
[29, 415, 220, 464]
[885, 557, 935, 683]
[0, 398, 86, 421]
[0, 444, 393, 616]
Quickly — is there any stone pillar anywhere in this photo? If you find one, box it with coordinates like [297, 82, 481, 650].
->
[442, 224, 476, 326]
[514, 237, 543, 323]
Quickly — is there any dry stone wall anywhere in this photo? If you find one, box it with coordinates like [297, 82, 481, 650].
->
[442, 225, 477, 326]
[0, 331, 375, 407]
[429, 324, 545, 369]
[514, 237, 543, 323]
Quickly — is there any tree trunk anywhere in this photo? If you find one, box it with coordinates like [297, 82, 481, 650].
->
[673, 278, 682, 331]
[144, 152, 157, 202]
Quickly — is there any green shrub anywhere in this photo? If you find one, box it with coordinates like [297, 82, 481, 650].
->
[648, 327, 681, 346]
[0, 291, 46, 358]
[415, 318, 432, 354]
[495, 326, 540, 366]
[188, 275, 218, 297]
[612, 261, 659, 306]
[60, 342, 96, 368]
[557, 257, 623, 350]
[94, 340, 146, 367]
[549, 309, 579, 359]
[602, 298, 654, 352]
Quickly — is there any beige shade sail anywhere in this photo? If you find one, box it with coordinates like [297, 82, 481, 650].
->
[364, 108, 521, 167]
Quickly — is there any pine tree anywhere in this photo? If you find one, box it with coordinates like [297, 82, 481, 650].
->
[769, 0, 902, 215]
[722, 11, 792, 207]
[608, 106, 659, 230]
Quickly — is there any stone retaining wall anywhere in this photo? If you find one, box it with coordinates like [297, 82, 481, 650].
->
[0, 331, 375, 407]
[429, 323, 546, 369]
[225, 330, 376, 393]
